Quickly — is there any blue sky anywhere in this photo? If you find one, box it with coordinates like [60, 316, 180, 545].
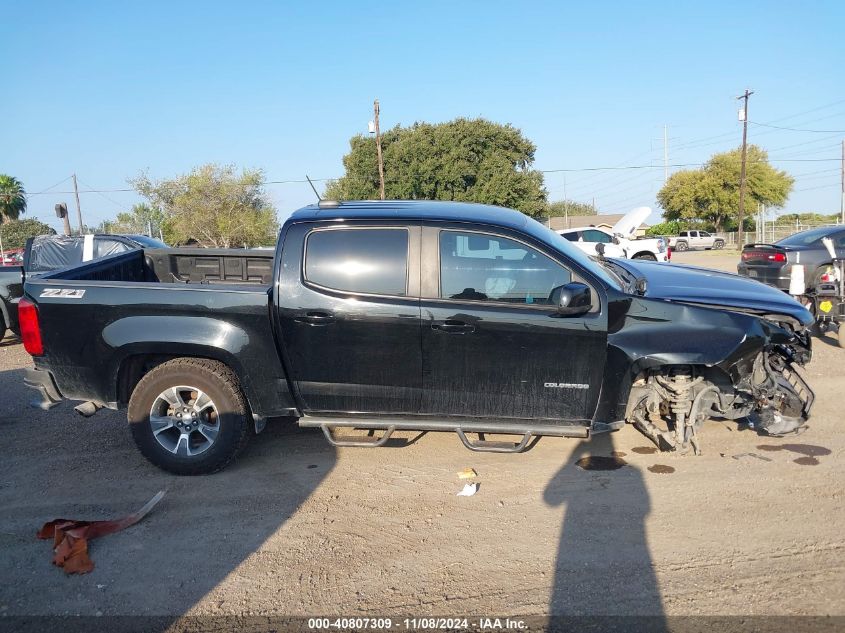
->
[2, 0, 844, 232]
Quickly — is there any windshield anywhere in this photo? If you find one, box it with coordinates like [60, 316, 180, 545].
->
[523, 217, 623, 290]
[777, 227, 840, 247]
[125, 235, 168, 248]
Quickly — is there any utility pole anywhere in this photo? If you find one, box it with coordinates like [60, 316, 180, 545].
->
[840, 139, 844, 224]
[663, 124, 669, 183]
[736, 89, 753, 246]
[373, 100, 385, 200]
[563, 174, 569, 229]
[71, 173, 84, 234]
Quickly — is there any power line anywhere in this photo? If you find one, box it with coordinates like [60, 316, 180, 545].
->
[76, 177, 126, 211]
[768, 134, 841, 153]
[19, 159, 843, 200]
[762, 98, 845, 124]
[30, 175, 72, 196]
[751, 121, 845, 133]
[795, 183, 841, 192]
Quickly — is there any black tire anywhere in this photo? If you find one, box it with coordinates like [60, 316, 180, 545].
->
[713, 240, 725, 250]
[128, 358, 251, 475]
[0, 316, 6, 343]
[675, 241, 689, 252]
[633, 252, 657, 261]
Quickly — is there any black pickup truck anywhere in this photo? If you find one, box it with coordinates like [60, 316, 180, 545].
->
[20, 201, 815, 474]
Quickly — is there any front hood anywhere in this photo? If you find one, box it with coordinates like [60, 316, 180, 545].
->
[620, 260, 814, 326]
[612, 206, 652, 238]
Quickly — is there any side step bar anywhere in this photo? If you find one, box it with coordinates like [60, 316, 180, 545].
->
[456, 428, 532, 453]
[299, 416, 590, 453]
[321, 424, 396, 448]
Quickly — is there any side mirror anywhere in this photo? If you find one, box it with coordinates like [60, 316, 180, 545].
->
[612, 235, 620, 245]
[549, 282, 592, 316]
[595, 242, 605, 256]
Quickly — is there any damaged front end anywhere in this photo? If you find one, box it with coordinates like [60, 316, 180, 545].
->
[626, 316, 814, 455]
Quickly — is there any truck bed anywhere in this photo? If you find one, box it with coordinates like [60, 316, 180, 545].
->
[23, 246, 293, 418]
[45, 247, 275, 287]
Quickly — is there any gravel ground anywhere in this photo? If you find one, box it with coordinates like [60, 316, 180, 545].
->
[1, 251, 843, 623]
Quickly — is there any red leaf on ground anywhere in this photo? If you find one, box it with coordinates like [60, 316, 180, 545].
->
[37, 491, 166, 575]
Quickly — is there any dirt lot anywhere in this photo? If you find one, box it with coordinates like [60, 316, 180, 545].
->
[1, 250, 843, 623]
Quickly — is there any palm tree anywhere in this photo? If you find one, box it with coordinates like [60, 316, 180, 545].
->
[0, 175, 27, 224]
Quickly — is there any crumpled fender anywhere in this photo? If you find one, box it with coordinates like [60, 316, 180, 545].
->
[595, 297, 789, 422]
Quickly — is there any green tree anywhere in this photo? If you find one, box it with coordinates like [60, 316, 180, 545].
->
[657, 146, 793, 232]
[101, 203, 166, 237]
[130, 164, 279, 247]
[325, 118, 548, 217]
[773, 212, 839, 226]
[0, 175, 27, 224]
[544, 200, 598, 217]
[0, 218, 56, 249]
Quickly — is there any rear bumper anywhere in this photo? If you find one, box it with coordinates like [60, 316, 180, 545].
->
[737, 263, 791, 291]
[23, 367, 63, 410]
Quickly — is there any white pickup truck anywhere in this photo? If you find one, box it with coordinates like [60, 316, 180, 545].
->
[557, 207, 670, 262]
[668, 230, 726, 251]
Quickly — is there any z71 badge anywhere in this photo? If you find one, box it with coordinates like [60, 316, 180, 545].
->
[40, 288, 86, 299]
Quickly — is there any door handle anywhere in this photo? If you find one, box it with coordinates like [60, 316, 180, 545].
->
[295, 311, 336, 325]
[432, 319, 475, 334]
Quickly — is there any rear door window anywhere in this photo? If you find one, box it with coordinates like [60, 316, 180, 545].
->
[582, 229, 612, 244]
[305, 228, 409, 296]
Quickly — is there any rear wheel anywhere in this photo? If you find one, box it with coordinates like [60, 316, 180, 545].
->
[128, 358, 251, 475]
[675, 241, 689, 252]
[713, 240, 725, 249]
[633, 252, 657, 261]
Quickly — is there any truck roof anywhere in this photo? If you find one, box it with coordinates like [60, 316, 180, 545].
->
[287, 200, 530, 231]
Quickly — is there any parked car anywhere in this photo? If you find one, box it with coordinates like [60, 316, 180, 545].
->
[19, 200, 814, 474]
[669, 231, 725, 251]
[0, 233, 167, 340]
[1, 248, 24, 266]
[668, 230, 726, 251]
[557, 207, 670, 261]
[737, 226, 845, 293]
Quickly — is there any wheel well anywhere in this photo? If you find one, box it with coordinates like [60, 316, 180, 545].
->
[117, 355, 177, 406]
[117, 354, 244, 407]
[811, 262, 833, 283]
[632, 251, 657, 260]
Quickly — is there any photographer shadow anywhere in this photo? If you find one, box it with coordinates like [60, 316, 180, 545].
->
[543, 432, 666, 630]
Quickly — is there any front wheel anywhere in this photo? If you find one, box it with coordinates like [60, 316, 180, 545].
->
[128, 358, 251, 475]
[713, 240, 725, 249]
[633, 252, 657, 261]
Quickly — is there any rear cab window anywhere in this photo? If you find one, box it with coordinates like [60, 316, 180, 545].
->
[304, 228, 409, 296]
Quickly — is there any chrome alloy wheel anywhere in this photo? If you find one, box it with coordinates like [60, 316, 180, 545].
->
[148, 386, 220, 457]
